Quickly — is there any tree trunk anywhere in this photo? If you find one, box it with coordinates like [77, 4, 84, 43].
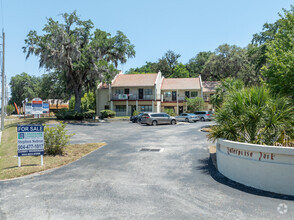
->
[74, 87, 82, 112]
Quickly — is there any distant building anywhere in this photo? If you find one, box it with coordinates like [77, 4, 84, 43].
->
[96, 71, 219, 116]
[45, 99, 69, 112]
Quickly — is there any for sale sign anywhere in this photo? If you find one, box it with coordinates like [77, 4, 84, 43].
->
[17, 125, 44, 156]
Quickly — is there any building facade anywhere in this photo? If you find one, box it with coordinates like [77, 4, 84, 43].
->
[96, 71, 219, 116]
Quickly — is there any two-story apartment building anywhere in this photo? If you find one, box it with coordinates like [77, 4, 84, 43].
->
[96, 71, 162, 116]
[96, 71, 219, 116]
[160, 78, 201, 114]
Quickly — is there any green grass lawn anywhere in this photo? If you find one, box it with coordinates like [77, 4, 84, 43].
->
[0, 118, 105, 180]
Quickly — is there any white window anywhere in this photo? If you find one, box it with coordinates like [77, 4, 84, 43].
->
[115, 89, 124, 94]
[140, 105, 152, 112]
[144, 89, 153, 95]
[191, 91, 198, 97]
[164, 92, 171, 97]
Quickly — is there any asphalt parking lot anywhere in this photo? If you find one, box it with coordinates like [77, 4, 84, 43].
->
[0, 120, 293, 219]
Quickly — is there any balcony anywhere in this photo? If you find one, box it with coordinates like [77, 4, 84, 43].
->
[112, 94, 154, 101]
[162, 96, 186, 102]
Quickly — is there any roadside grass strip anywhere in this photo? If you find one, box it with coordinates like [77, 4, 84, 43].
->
[0, 118, 105, 180]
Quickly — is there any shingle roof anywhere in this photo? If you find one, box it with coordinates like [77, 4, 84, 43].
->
[202, 81, 220, 92]
[111, 73, 158, 87]
[161, 78, 201, 90]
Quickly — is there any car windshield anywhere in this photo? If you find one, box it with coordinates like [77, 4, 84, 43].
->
[187, 113, 196, 116]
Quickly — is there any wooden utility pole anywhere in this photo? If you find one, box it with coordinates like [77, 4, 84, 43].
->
[1, 31, 5, 131]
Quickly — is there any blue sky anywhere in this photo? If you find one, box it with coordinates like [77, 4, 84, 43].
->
[0, 0, 293, 91]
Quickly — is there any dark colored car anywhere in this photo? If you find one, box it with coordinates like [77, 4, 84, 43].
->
[130, 112, 144, 123]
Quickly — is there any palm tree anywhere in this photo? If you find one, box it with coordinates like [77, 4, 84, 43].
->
[208, 86, 294, 146]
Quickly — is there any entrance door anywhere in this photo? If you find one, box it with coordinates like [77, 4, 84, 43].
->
[139, 88, 144, 99]
[172, 91, 177, 101]
[179, 106, 183, 114]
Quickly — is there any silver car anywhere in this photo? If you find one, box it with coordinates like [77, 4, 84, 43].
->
[194, 111, 215, 121]
[141, 113, 177, 126]
[176, 113, 200, 122]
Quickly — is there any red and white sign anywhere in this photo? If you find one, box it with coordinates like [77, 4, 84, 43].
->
[32, 98, 43, 115]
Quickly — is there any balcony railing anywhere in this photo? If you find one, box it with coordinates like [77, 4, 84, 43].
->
[162, 96, 186, 102]
[112, 94, 154, 100]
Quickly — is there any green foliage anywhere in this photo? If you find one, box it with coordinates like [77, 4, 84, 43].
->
[186, 97, 204, 112]
[69, 96, 75, 110]
[23, 11, 135, 112]
[164, 108, 176, 116]
[133, 110, 140, 116]
[6, 105, 15, 116]
[81, 92, 95, 112]
[186, 51, 213, 77]
[208, 86, 294, 146]
[44, 122, 73, 155]
[39, 71, 69, 101]
[83, 110, 96, 119]
[210, 78, 244, 108]
[262, 8, 294, 100]
[126, 50, 181, 78]
[9, 72, 41, 106]
[100, 110, 116, 118]
[170, 63, 189, 78]
[201, 44, 257, 85]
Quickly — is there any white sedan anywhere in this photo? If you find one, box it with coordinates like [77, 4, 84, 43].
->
[176, 113, 200, 123]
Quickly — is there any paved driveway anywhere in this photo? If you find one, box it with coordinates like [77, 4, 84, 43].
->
[0, 121, 293, 219]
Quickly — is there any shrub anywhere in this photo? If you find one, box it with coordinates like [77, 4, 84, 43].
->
[164, 108, 176, 116]
[208, 86, 294, 146]
[56, 109, 85, 120]
[55, 108, 68, 120]
[83, 110, 96, 119]
[133, 110, 140, 116]
[6, 104, 15, 116]
[44, 122, 73, 155]
[100, 110, 116, 118]
[186, 97, 204, 112]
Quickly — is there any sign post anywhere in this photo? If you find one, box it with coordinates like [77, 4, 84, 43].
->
[17, 124, 44, 167]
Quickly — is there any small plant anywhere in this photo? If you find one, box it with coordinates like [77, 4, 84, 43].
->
[83, 110, 96, 119]
[133, 110, 140, 116]
[164, 108, 176, 116]
[186, 97, 204, 112]
[6, 104, 15, 116]
[44, 122, 74, 155]
[100, 110, 116, 118]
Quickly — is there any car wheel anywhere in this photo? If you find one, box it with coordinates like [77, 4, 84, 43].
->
[152, 120, 158, 126]
[200, 117, 205, 121]
[132, 119, 136, 123]
[185, 118, 189, 122]
[171, 120, 176, 125]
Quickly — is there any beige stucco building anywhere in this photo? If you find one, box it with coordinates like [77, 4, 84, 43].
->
[96, 71, 219, 116]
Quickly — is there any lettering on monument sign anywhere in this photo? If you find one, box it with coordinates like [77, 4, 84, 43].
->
[17, 125, 44, 156]
[227, 147, 275, 161]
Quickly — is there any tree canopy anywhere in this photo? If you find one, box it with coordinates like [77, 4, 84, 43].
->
[23, 11, 135, 112]
[9, 72, 41, 106]
[262, 8, 294, 100]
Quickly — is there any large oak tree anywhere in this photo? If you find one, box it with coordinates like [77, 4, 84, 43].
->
[23, 11, 135, 112]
